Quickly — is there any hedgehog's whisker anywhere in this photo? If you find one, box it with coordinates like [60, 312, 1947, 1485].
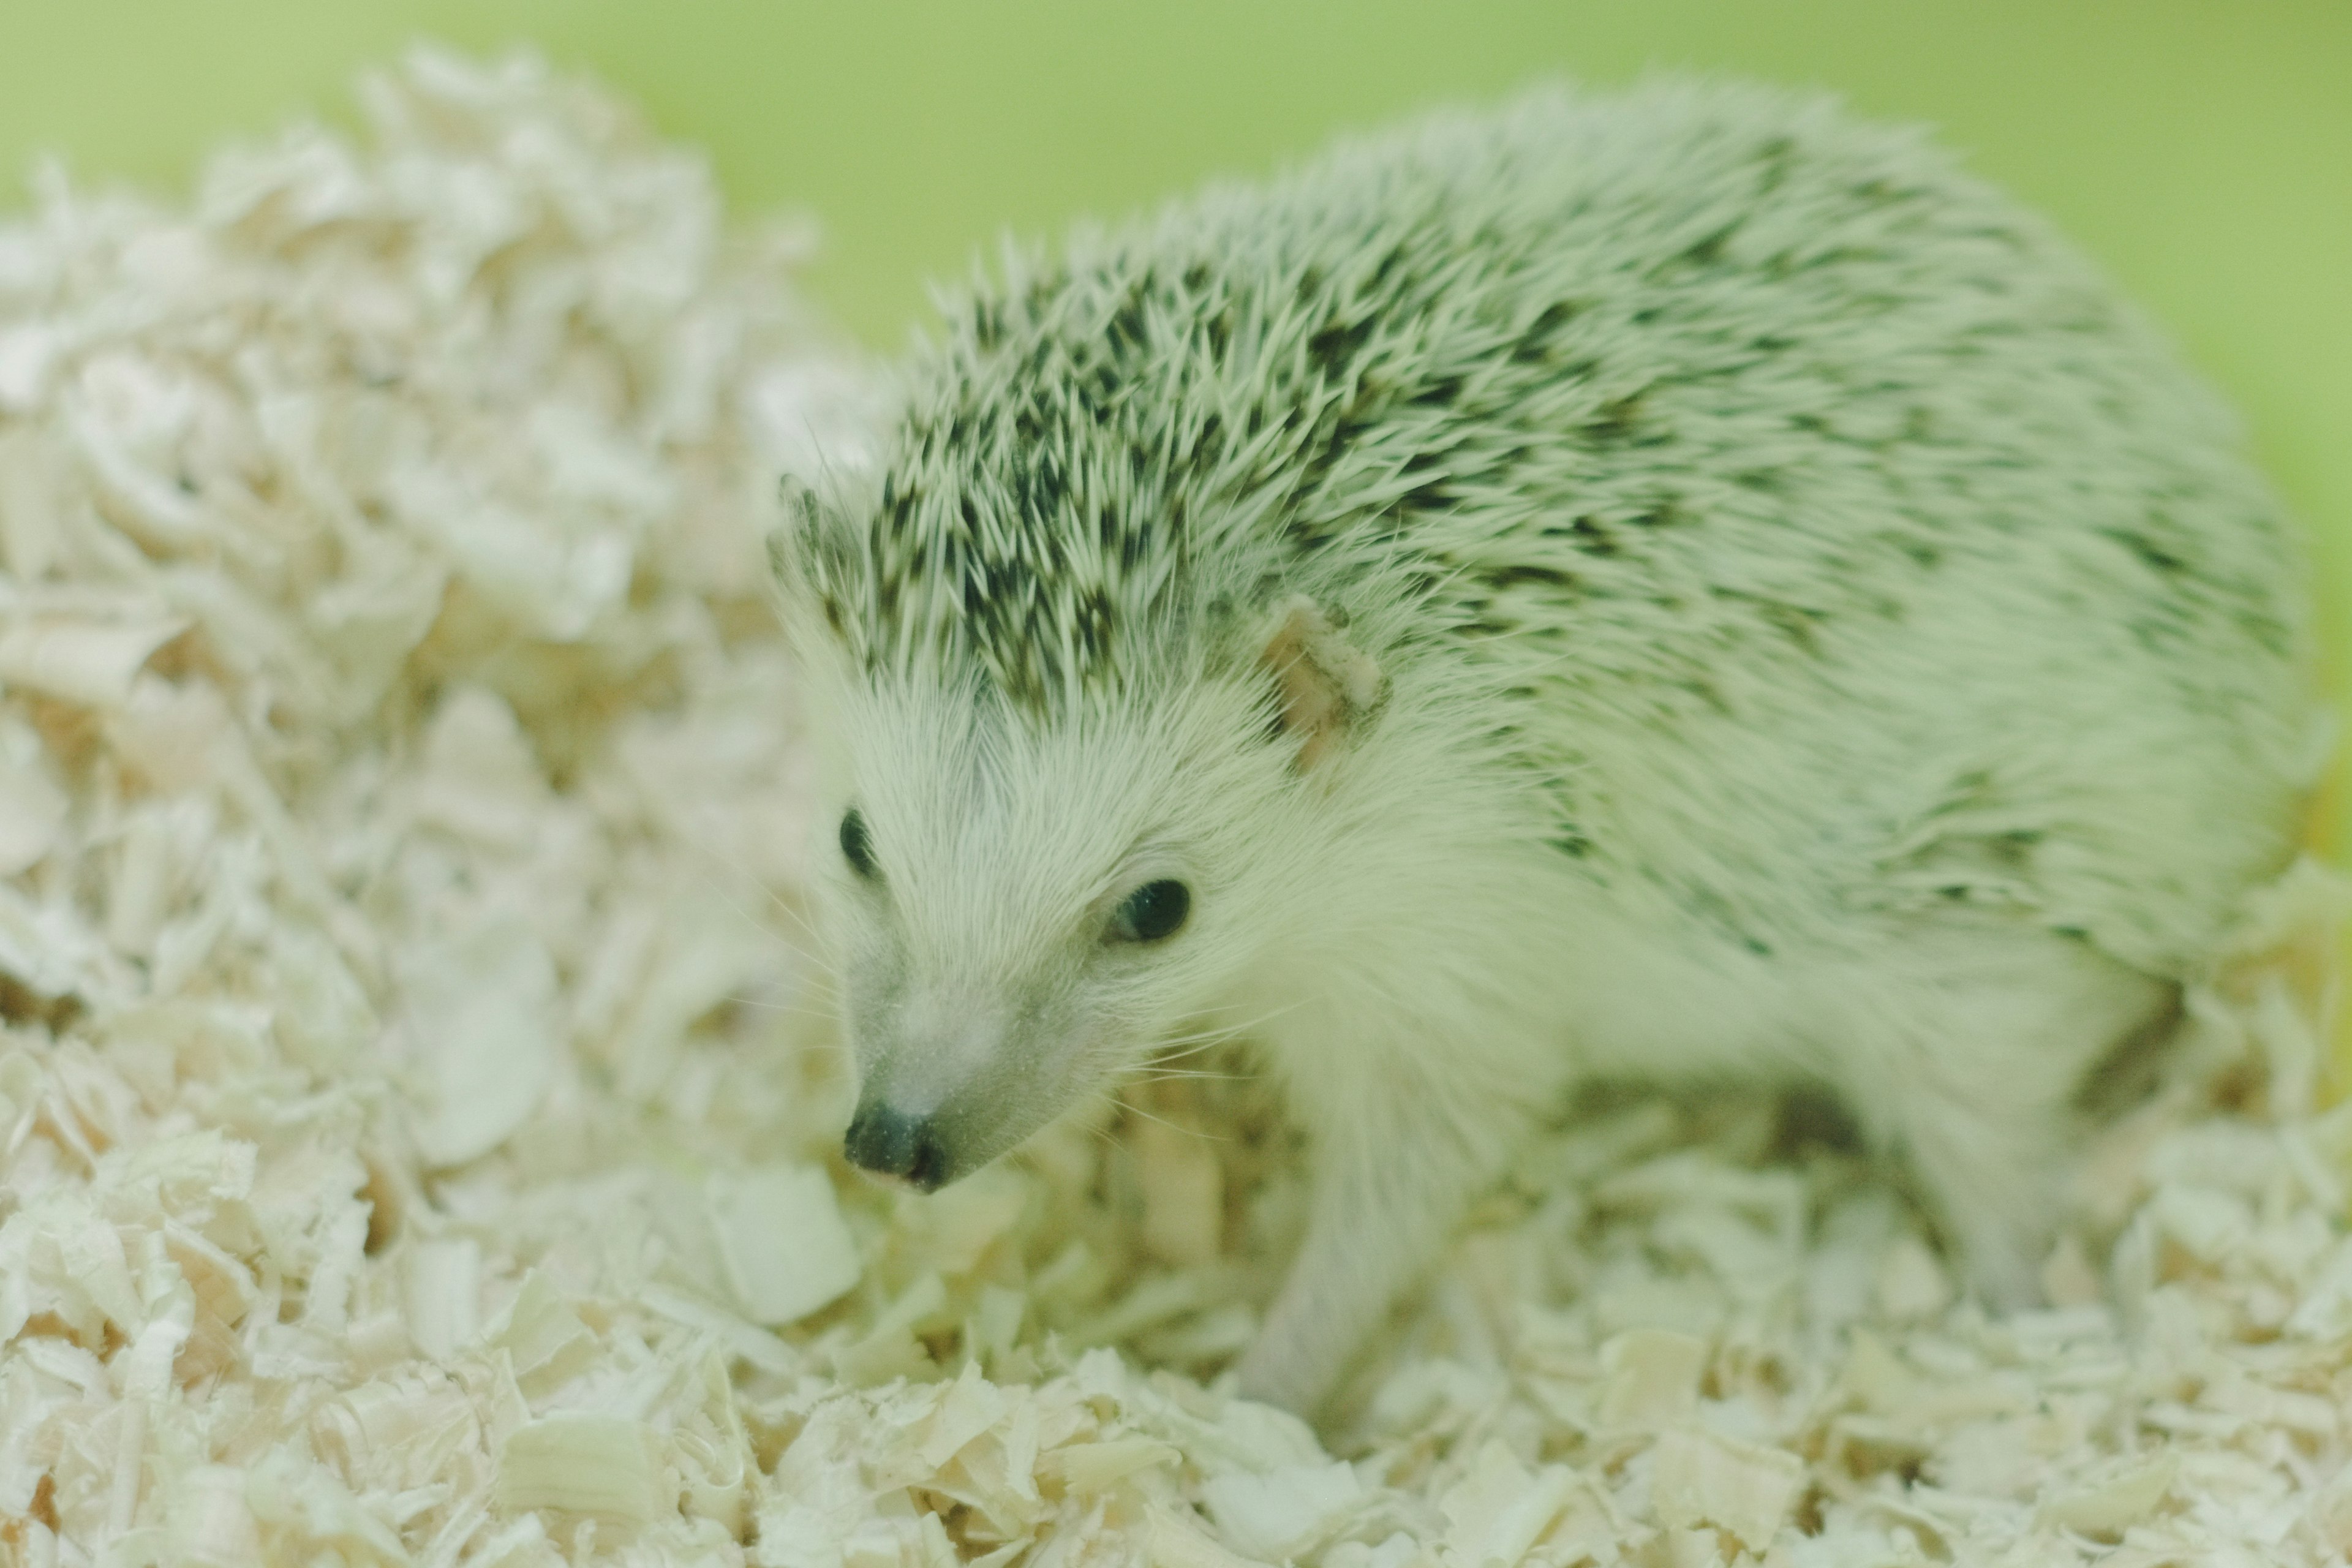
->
[1074, 1102, 1123, 1150]
[758, 883, 837, 962]
[719, 992, 840, 1023]
[1117, 1098, 1232, 1145]
[775, 1039, 850, 1058]
[692, 863, 840, 982]
[1143, 1035, 1251, 1069]
[1145, 1001, 1298, 1065]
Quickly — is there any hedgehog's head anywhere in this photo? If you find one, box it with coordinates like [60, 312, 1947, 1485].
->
[771, 481, 1384, 1188]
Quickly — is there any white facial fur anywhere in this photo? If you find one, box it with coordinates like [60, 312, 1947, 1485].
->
[802, 656, 1309, 1186]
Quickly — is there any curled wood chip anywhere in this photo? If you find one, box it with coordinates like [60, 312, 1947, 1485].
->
[402, 1237, 481, 1362]
[1647, 1425, 1806, 1552]
[1199, 1461, 1366, 1561]
[708, 1163, 862, 1325]
[0, 612, 187, 707]
[1438, 1441, 1581, 1568]
[2035, 1450, 2180, 1538]
[1146, 1505, 1276, 1568]
[0, 720, 66, 875]
[496, 1413, 665, 1521]
[488, 1271, 598, 1397]
[1597, 1327, 1706, 1431]
[398, 916, 559, 1169]
[1041, 1438, 1182, 1493]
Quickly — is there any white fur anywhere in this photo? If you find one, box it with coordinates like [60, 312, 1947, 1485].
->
[773, 80, 2321, 1414]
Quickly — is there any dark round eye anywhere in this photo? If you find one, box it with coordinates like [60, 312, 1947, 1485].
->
[1109, 879, 1190, 943]
[839, 809, 878, 880]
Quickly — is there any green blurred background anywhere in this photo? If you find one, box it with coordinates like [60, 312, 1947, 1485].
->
[4, 0, 2348, 1025]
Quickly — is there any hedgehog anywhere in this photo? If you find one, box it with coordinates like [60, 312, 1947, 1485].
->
[767, 80, 2321, 1415]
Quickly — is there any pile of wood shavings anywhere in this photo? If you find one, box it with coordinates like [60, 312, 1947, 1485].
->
[3, 47, 2351, 1568]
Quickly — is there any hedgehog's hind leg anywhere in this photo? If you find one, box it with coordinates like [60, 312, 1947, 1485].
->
[1837, 926, 2178, 1309]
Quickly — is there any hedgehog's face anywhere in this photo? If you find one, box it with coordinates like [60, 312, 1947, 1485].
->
[810, 670, 1289, 1190]
[804, 599, 1382, 1192]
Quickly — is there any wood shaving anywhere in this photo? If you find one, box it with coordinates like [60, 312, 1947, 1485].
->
[1, 44, 2348, 1568]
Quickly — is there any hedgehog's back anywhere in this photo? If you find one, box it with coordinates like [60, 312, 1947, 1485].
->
[842, 80, 2318, 971]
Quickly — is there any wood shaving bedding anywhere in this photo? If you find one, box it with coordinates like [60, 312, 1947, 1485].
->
[1, 46, 2348, 1568]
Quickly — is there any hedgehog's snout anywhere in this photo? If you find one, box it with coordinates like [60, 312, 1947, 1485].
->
[843, 1099, 952, 1191]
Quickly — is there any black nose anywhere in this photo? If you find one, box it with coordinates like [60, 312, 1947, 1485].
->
[843, 1102, 951, 1190]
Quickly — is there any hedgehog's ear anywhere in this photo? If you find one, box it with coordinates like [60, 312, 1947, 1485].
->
[768, 474, 846, 649]
[1255, 595, 1384, 771]
[768, 473, 818, 582]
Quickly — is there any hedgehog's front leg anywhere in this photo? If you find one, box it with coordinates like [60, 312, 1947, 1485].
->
[1234, 1019, 1539, 1415]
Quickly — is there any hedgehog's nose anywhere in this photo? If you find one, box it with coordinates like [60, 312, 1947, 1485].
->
[843, 1101, 951, 1191]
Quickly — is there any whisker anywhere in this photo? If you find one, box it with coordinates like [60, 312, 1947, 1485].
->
[1060, 1084, 1137, 1151]
[1117, 1098, 1232, 1145]
[1144, 1000, 1299, 1065]
[718, 993, 840, 1023]
[692, 864, 840, 981]
[759, 881, 835, 956]
[1145, 1040, 1239, 1068]
[1170, 998, 1302, 1039]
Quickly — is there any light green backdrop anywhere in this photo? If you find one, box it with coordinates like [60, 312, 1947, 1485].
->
[4, 0, 2348, 1020]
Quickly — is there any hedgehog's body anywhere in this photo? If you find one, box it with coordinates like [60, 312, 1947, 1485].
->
[774, 82, 2318, 1412]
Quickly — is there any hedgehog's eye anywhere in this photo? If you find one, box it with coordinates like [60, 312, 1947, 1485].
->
[839, 809, 879, 881]
[1109, 879, 1189, 943]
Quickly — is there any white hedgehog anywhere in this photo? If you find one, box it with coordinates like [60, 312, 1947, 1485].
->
[769, 80, 2321, 1414]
